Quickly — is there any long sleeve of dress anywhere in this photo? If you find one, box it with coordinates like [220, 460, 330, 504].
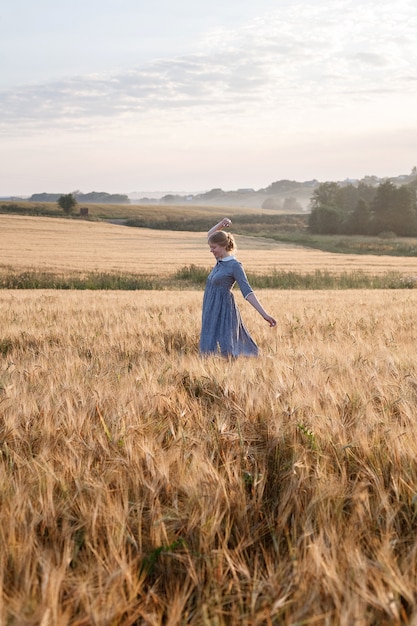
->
[231, 261, 254, 299]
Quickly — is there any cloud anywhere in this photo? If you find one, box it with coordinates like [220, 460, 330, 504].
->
[351, 52, 388, 67]
[1, 0, 417, 138]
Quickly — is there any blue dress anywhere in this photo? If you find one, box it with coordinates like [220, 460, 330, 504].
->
[199, 256, 259, 357]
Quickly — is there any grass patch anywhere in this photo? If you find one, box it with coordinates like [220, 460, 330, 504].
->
[246, 269, 417, 289]
[1, 267, 416, 290]
[261, 231, 417, 256]
[125, 212, 307, 233]
[0, 270, 158, 290]
[174, 265, 417, 290]
[0, 202, 64, 218]
[174, 265, 209, 286]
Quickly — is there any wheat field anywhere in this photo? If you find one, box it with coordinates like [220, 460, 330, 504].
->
[2, 216, 417, 624]
[3, 214, 417, 276]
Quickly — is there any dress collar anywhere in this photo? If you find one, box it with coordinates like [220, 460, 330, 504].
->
[218, 255, 236, 262]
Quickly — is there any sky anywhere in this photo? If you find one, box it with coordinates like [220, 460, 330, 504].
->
[1, 0, 417, 196]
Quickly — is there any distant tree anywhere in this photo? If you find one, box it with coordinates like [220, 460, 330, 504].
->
[370, 180, 399, 235]
[161, 194, 185, 203]
[346, 198, 372, 234]
[309, 182, 344, 233]
[336, 184, 359, 213]
[262, 197, 282, 210]
[393, 185, 417, 235]
[58, 193, 77, 215]
[78, 191, 130, 204]
[309, 181, 407, 235]
[196, 188, 224, 200]
[407, 177, 417, 194]
[308, 205, 341, 234]
[357, 181, 377, 205]
[310, 182, 341, 211]
[283, 197, 303, 212]
[29, 193, 61, 202]
[370, 180, 417, 236]
[264, 180, 301, 194]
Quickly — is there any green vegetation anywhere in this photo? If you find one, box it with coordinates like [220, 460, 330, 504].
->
[1, 266, 415, 290]
[125, 211, 306, 233]
[0, 270, 158, 290]
[0, 201, 64, 217]
[175, 265, 417, 290]
[57, 193, 77, 215]
[30, 191, 130, 204]
[309, 179, 417, 236]
[255, 231, 417, 256]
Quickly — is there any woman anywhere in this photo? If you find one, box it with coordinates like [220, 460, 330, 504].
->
[199, 217, 276, 357]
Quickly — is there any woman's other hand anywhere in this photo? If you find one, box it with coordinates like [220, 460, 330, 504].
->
[264, 315, 277, 327]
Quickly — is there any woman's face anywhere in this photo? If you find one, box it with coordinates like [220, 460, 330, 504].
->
[209, 242, 228, 259]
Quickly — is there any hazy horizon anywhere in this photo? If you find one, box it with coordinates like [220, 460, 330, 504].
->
[4, 167, 413, 202]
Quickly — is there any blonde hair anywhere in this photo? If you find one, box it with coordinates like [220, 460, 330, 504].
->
[208, 231, 236, 252]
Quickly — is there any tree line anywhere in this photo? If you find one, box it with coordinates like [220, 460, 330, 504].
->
[309, 179, 417, 236]
[30, 191, 130, 204]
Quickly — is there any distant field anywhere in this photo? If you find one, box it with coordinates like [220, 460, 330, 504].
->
[0, 199, 283, 221]
[3, 215, 417, 280]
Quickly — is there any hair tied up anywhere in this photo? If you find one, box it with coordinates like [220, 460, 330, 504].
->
[226, 233, 234, 251]
[208, 230, 236, 252]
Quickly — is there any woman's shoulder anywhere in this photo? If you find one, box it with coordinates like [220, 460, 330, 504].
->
[221, 256, 242, 270]
[227, 257, 247, 274]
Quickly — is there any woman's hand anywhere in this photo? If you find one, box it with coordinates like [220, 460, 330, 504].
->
[264, 315, 277, 328]
[207, 217, 232, 240]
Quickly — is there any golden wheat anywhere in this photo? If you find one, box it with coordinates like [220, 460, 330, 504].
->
[1, 287, 417, 624]
[3, 214, 417, 278]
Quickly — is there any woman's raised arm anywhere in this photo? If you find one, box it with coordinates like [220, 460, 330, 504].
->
[207, 217, 232, 240]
